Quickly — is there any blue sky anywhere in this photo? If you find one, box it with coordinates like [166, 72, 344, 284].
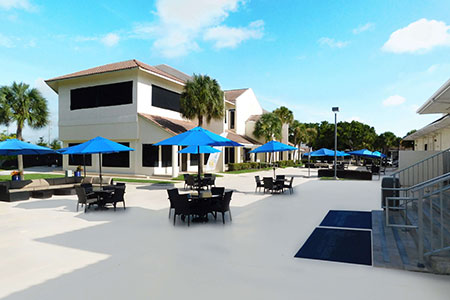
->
[1, 0, 450, 142]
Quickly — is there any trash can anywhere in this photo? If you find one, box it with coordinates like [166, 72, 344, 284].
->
[65, 170, 73, 177]
[381, 177, 400, 209]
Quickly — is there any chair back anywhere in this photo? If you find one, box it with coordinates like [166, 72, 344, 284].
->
[112, 186, 125, 201]
[221, 191, 233, 211]
[81, 183, 93, 194]
[255, 175, 261, 184]
[288, 177, 294, 187]
[186, 175, 195, 186]
[211, 187, 225, 196]
[173, 194, 190, 214]
[263, 177, 273, 189]
[167, 188, 179, 207]
[276, 175, 285, 180]
[75, 186, 87, 204]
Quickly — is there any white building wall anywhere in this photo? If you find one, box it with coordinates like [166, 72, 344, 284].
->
[235, 89, 263, 135]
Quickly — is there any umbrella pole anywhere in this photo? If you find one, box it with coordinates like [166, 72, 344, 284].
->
[99, 153, 102, 188]
[83, 154, 86, 178]
[308, 148, 311, 177]
[197, 145, 201, 193]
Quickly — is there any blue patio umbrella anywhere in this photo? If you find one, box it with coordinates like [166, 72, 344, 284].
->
[249, 141, 297, 176]
[347, 149, 374, 157]
[154, 127, 242, 185]
[0, 139, 56, 179]
[372, 151, 387, 158]
[59, 136, 135, 179]
[249, 140, 296, 154]
[303, 148, 349, 157]
[179, 145, 221, 154]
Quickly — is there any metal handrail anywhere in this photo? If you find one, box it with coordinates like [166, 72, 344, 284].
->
[410, 172, 450, 192]
[391, 147, 450, 177]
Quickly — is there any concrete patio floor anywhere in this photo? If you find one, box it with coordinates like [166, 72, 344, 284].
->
[1, 168, 449, 299]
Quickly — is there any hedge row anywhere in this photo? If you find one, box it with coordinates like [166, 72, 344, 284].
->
[228, 160, 300, 171]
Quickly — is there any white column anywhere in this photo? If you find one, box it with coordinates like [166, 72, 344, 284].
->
[236, 147, 241, 163]
[171, 145, 179, 177]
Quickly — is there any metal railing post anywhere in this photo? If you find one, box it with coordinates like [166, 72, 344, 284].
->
[418, 189, 425, 268]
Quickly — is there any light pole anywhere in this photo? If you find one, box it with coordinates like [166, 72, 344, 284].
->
[332, 107, 339, 180]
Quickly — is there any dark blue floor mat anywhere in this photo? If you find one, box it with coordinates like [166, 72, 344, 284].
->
[295, 228, 372, 265]
[319, 210, 372, 229]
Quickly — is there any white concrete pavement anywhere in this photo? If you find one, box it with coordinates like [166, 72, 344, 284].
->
[0, 168, 449, 300]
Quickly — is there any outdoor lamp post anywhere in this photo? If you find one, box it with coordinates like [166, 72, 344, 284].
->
[332, 107, 339, 180]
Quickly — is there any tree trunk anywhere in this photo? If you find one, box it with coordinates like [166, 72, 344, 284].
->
[16, 124, 24, 180]
[198, 117, 204, 176]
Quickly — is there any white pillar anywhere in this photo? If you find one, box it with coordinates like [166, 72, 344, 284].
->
[171, 145, 179, 177]
[236, 147, 241, 163]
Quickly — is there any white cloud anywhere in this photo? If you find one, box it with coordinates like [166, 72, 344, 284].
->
[101, 33, 120, 47]
[75, 32, 120, 47]
[132, 0, 262, 58]
[0, 33, 14, 47]
[204, 20, 263, 49]
[318, 37, 349, 48]
[0, 0, 35, 11]
[382, 18, 450, 54]
[382, 95, 406, 106]
[353, 22, 374, 34]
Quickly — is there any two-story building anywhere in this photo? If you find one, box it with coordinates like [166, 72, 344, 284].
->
[45, 59, 270, 177]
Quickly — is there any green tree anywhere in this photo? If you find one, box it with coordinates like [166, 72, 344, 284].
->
[401, 129, 416, 149]
[50, 139, 62, 150]
[0, 82, 49, 178]
[375, 131, 399, 153]
[253, 112, 282, 143]
[180, 74, 224, 127]
[179, 74, 224, 174]
[289, 120, 306, 161]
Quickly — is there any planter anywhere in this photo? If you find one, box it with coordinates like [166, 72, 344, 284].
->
[74, 171, 82, 177]
[11, 175, 20, 181]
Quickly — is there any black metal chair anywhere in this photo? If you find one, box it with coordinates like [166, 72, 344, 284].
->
[80, 183, 97, 199]
[204, 174, 216, 188]
[276, 175, 285, 180]
[283, 177, 294, 194]
[167, 188, 178, 218]
[213, 190, 233, 224]
[104, 186, 126, 211]
[185, 174, 198, 190]
[172, 193, 193, 226]
[255, 176, 263, 192]
[263, 177, 282, 194]
[75, 186, 98, 212]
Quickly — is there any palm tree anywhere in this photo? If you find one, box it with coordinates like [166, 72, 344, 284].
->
[290, 120, 306, 161]
[180, 74, 224, 127]
[253, 113, 282, 164]
[273, 106, 294, 160]
[0, 82, 49, 178]
[180, 74, 224, 174]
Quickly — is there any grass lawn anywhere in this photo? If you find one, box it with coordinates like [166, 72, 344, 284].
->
[320, 177, 346, 180]
[113, 178, 173, 185]
[224, 167, 272, 174]
[171, 173, 224, 181]
[0, 173, 64, 181]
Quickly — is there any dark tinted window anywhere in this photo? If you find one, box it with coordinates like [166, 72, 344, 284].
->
[161, 145, 172, 167]
[70, 81, 133, 110]
[190, 154, 198, 166]
[142, 144, 159, 167]
[152, 85, 181, 112]
[102, 143, 130, 168]
[68, 143, 92, 166]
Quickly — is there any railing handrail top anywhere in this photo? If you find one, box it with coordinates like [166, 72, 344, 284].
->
[410, 172, 450, 192]
[391, 147, 450, 176]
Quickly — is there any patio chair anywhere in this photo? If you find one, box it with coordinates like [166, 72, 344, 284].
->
[255, 176, 263, 192]
[213, 190, 233, 224]
[276, 175, 285, 180]
[75, 186, 98, 213]
[283, 177, 294, 194]
[204, 174, 216, 188]
[167, 188, 179, 218]
[172, 193, 193, 226]
[183, 174, 189, 189]
[185, 174, 198, 190]
[263, 177, 282, 194]
[104, 186, 126, 211]
[80, 183, 97, 199]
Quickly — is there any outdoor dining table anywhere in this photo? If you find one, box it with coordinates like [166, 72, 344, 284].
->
[188, 191, 221, 223]
[92, 187, 114, 209]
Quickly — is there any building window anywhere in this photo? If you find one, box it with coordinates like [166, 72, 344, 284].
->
[102, 142, 130, 168]
[68, 143, 92, 166]
[243, 148, 251, 162]
[190, 154, 198, 166]
[161, 145, 172, 168]
[229, 109, 235, 130]
[152, 85, 181, 112]
[70, 81, 133, 110]
[225, 147, 235, 164]
[424, 144, 428, 151]
[142, 144, 159, 167]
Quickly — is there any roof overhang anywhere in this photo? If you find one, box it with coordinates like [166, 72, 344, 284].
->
[403, 114, 450, 140]
[417, 78, 450, 114]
